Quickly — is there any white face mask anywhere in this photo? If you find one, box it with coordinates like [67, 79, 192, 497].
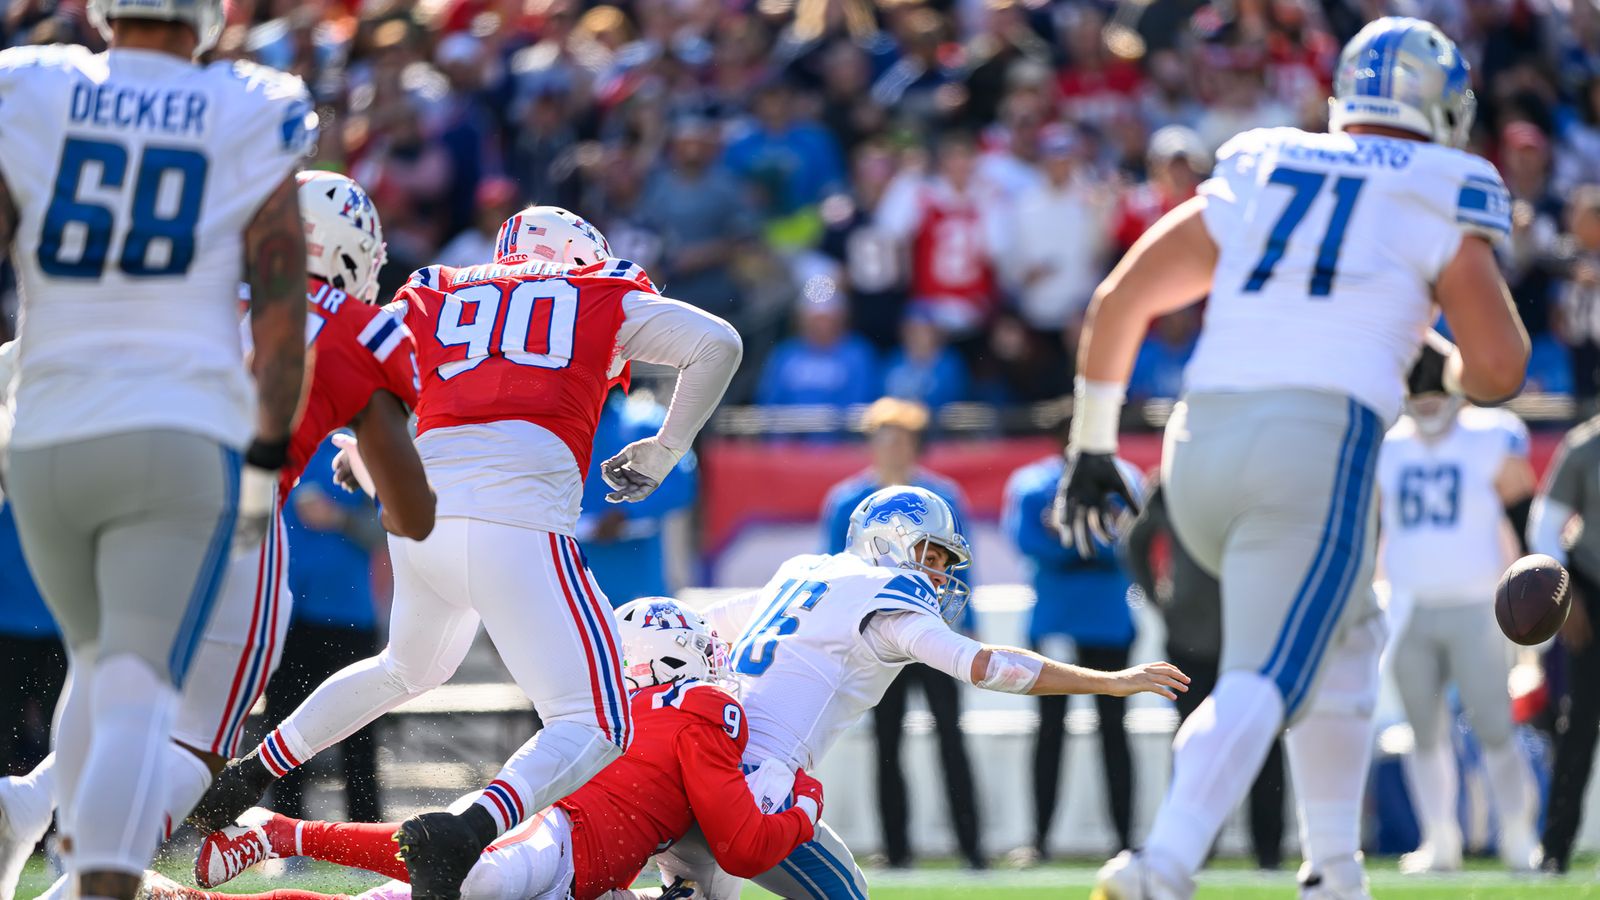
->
[1406, 393, 1463, 438]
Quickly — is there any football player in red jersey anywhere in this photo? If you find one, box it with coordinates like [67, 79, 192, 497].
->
[0, 170, 435, 900]
[181, 599, 819, 900]
[190, 207, 743, 900]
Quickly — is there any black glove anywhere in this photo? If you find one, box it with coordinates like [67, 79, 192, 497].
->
[1053, 451, 1141, 558]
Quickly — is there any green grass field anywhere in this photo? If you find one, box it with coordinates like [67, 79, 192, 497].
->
[17, 854, 1600, 899]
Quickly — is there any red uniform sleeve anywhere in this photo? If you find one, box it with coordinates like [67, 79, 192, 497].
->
[675, 720, 815, 878]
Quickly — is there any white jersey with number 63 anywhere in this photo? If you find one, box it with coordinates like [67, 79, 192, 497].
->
[1183, 127, 1511, 423]
[727, 552, 948, 771]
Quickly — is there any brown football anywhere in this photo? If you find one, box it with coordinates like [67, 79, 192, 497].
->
[1495, 554, 1572, 646]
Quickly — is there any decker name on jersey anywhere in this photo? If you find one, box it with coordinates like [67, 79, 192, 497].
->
[0, 45, 315, 451]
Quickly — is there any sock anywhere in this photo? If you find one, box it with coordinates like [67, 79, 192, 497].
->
[291, 818, 409, 881]
[5, 752, 57, 829]
[475, 720, 621, 836]
[1285, 698, 1379, 868]
[256, 656, 422, 776]
[51, 653, 95, 860]
[1482, 740, 1536, 831]
[159, 745, 215, 839]
[1143, 672, 1285, 877]
[1401, 739, 1459, 850]
[69, 654, 177, 874]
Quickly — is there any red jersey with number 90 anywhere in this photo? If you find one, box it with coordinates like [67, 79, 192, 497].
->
[283, 277, 421, 493]
[392, 259, 653, 474]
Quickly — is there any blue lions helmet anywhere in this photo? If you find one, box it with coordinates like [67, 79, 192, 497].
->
[1329, 17, 1475, 148]
[847, 485, 973, 624]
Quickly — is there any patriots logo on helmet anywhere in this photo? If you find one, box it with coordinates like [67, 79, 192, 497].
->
[865, 493, 930, 526]
[643, 602, 690, 629]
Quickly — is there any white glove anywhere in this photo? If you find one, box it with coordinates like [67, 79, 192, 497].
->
[600, 436, 684, 503]
[331, 432, 376, 498]
[235, 464, 278, 549]
[742, 758, 795, 816]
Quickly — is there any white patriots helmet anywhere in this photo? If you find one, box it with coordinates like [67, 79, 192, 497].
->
[847, 486, 973, 624]
[89, 0, 224, 55]
[494, 206, 612, 267]
[1329, 16, 1475, 149]
[616, 597, 727, 691]
[296, 171, 387, 303]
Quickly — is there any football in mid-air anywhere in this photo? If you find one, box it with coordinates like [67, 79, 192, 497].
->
[1495, 554, 1572, 646]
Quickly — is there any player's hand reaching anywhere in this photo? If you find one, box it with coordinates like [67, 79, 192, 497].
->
[1053, 451, 1140, 557]
[330, 432, 376, 497]
[1105, 662, 1190, 701]
[792, 768, 824, 824]
[601, 436, 684, 503]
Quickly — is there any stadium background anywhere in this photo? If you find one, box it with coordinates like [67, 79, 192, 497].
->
[9, 0, 1600, 888]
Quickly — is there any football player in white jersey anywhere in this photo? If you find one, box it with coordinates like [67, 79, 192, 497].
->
[1377, 339, 1539, 873]
[1056, 18, 1530, 900]
[0, 2, 313, 898]
[659, 485, 1188, 899]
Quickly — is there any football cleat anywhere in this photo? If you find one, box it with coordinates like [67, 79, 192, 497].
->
[395, 812, 486, 900]
[1091, 850, 1193, 900]
[1299, 856, 1373, 900]
[0, 773, 54, 900]
[195, 808, 281, 888]
[186, 750, 278, 833]
[137, 871, 197, 900]
[1398, 837, 1462, 875]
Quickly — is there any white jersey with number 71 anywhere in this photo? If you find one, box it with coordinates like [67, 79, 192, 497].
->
[1182, 126, 1511, 423]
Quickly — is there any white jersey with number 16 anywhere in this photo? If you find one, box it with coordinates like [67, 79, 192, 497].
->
[1183, 127, 1511, 423]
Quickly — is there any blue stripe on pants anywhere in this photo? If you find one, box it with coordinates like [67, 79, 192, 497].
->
[169, 445, 242, 684]
[1258, 398, 1380, 718]
[776, 841, 866, 900]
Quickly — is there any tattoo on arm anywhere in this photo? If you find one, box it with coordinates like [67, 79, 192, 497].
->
[245, 175, 308, 442]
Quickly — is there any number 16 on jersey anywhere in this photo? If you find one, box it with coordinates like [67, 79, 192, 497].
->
[734, 579, 829, 676]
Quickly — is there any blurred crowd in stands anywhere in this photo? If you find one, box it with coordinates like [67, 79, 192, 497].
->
[13, 0, 1600, 418]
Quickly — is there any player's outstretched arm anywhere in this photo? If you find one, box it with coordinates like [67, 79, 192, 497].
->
[1434, 236, 1530, 404]
[605, 294, 743, 503]
[968, 647, 1190, 700]
[351, 390, 435, 540]
[244, 174, 310, 445]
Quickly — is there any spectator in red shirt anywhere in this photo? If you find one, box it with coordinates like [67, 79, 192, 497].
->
[1112, 125, 1209, 254]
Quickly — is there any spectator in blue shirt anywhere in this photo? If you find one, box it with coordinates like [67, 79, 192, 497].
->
[0, 500, 63, 774]
[757, 287, 881, 410]
[580, 390, 698, 606]
[723, 79, 846, 220]
[1127, 307, 1201, 402]
[882, 309, 970, 411]
[1002, 450, 1142, 862]
[819, 397, 985, 870]
[264, 437, 387, 822]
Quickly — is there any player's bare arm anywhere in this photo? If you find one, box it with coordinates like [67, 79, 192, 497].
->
[1434, 235, 1530, 404]
[245, 174, 309, 445]
[350, 390, 435, 540]
[967, 647, 1190, 700]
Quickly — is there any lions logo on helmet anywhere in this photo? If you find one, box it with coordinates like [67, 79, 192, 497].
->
[847, 486, 974, 624]
[616, 597, 726, 691]
[1328, 17, 1475, 148]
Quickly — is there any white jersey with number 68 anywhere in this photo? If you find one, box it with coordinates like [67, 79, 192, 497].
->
[722, 551, 948, 771]
[1184, 127, 1511, 423]
[0, 44, 314, 451]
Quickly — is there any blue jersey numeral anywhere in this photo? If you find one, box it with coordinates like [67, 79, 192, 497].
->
[733, 579, 828, 677]
[1398, 464, 1461, 528]
[37, 138, 208, 280]
[1243, 167, 1365, 298]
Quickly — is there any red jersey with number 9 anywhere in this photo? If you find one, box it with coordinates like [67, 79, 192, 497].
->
[283, 276, 421, 493]
[392, 258, 653, 474]
[537, 681, 814, 899]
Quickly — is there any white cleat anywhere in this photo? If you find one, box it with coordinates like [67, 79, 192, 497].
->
[194, 807, 279, 888]
[1091, 850, 1193, 900]
[0, 775, 54, 900]
[137, 871, 195, 900]
[1398, 838, 1463, 875]
[1500, 822, 1540, 872]
[1299, 856, 1373, 900]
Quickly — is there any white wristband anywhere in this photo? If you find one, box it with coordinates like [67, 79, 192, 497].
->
[1070, 377, 1125, 454]
[795, 795, 820, 824]
[1442, 349, 1464, 396]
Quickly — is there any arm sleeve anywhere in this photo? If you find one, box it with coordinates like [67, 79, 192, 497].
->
[861, 611, 983, 683]
[678, 723, 816, 878]
[617, 291, 744, 452]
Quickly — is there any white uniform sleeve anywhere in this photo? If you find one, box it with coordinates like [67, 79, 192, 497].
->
[1412, 149, 1512, 282]
[1197, 128, 1276, 243]
[0, 46, 90, 215]
[861, 610, 982, 683]
[702, 590, 763, 645]
[616, 290, 743, 452]
[210, 60, 316, 226]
